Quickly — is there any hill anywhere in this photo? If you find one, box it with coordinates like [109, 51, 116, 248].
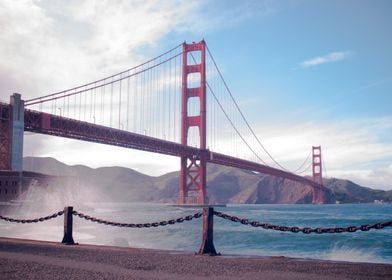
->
[22, 157, 392, 204]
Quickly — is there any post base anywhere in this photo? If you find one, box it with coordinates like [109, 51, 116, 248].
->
[197, 207, 219, 256]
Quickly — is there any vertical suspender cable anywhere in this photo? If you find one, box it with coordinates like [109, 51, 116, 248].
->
[110, 79, 113, 127]
[102, 80, 105, 125]
[126, 71, 130, 131]
[74, 90, 77, 119]
[134, 70, 137, 132]
[89, 89, 92, 121]
[62, 96, 65, 117]
[84, 86, 87, 121]
[155, 62, 158, 136]
[156, 60, 160, 137]
[322, 156, 327, 178]
[93, 83, 96, 123]
[154, 60, 157, 137]
[119, 74, 122, 129]
[168, 55, 172, 141]
[174, 54, 177, 142]
[141, 66, 144, 133]
[163, 57, 166, 140]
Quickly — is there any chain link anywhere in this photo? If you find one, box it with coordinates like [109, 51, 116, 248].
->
[214, 211, 392, 234]
[72, 210, 202, 228]
[3, 208, 390, 234]
[0, 211, 64, 224]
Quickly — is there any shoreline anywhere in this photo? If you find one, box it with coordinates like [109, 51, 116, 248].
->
[1, 237, 391, 279]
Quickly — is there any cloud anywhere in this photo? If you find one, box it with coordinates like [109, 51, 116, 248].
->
[300, 51, 352, 68]
[0, 0, 295, 103]
[215, 117, 392, 190]
[330, 165, 392, 191]
[0, 0, 281, 102]
[0, 0, 201, 101]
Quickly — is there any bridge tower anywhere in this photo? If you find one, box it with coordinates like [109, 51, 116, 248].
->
[0, 101, 11, 170]
[311, 146, 324, 203]
[0, 93, 24, 171]
[178, 40, 208, 205]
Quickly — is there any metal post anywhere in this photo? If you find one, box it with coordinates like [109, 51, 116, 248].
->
[198, 207, 218, 255]
[61, 206, 75, 245]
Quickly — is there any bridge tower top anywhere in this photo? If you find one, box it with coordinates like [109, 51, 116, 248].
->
[312, 146, 323, 187]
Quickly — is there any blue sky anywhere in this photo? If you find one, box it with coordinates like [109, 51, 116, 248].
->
[197, 0, 392, 122]
[0, 0, 391, 190]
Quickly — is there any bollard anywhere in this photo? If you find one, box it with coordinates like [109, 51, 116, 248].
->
[198, 207, 218, 256]
[61, 206, 75, 245]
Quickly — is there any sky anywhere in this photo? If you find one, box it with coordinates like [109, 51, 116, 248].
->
[1, 0, 391, 190]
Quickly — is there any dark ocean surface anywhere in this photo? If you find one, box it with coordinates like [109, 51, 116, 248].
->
[1, 202, 391, 263]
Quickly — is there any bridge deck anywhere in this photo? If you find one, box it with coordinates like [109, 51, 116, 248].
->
[0, 102, 321, 191]
[22, 108, 321, 189]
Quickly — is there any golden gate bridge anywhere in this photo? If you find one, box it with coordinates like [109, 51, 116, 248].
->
[0, 40, 324, 204]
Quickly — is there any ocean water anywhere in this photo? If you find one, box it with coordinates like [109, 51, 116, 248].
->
[0, 202, 391, 264]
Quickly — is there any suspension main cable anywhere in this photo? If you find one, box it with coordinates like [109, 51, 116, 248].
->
[295, 161, 313, 175]
[206, 44, 290, 170]
[206, 44, 314, 174]
[26, 52, 183, 106]
[189, 52, 267, 164]
[293, 149, 312, 173]
[26, 43, 183, 103]
[206, 83, 268, 165]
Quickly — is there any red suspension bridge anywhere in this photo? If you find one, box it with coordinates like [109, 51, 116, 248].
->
[0, 40, 324, 204]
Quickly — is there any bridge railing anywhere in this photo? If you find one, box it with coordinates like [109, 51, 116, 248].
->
[1, 207, 391, 256]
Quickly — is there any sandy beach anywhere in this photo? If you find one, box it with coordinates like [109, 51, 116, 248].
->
[0, 237, 391, 279]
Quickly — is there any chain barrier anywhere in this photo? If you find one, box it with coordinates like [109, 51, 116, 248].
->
[214, 211, 392, 234]
[72, 210, 203, 228]
[0, 210, 64, 224]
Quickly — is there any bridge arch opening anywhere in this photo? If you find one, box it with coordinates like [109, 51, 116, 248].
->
[187, 97, 200, 117]
[187, 126, 201, 148]
[187, 72, 201, 89]
[187, 50, 201, 65]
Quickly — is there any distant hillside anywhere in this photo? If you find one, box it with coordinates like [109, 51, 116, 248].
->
[23, 157, 156, 203]
[22, 157, 392, 204]
[324, 178, 392, 204]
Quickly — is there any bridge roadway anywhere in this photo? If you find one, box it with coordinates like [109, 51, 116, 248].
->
[21, 107, 321, 190]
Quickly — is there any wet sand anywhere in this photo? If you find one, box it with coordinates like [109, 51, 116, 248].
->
[0, 237, 391, 279]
